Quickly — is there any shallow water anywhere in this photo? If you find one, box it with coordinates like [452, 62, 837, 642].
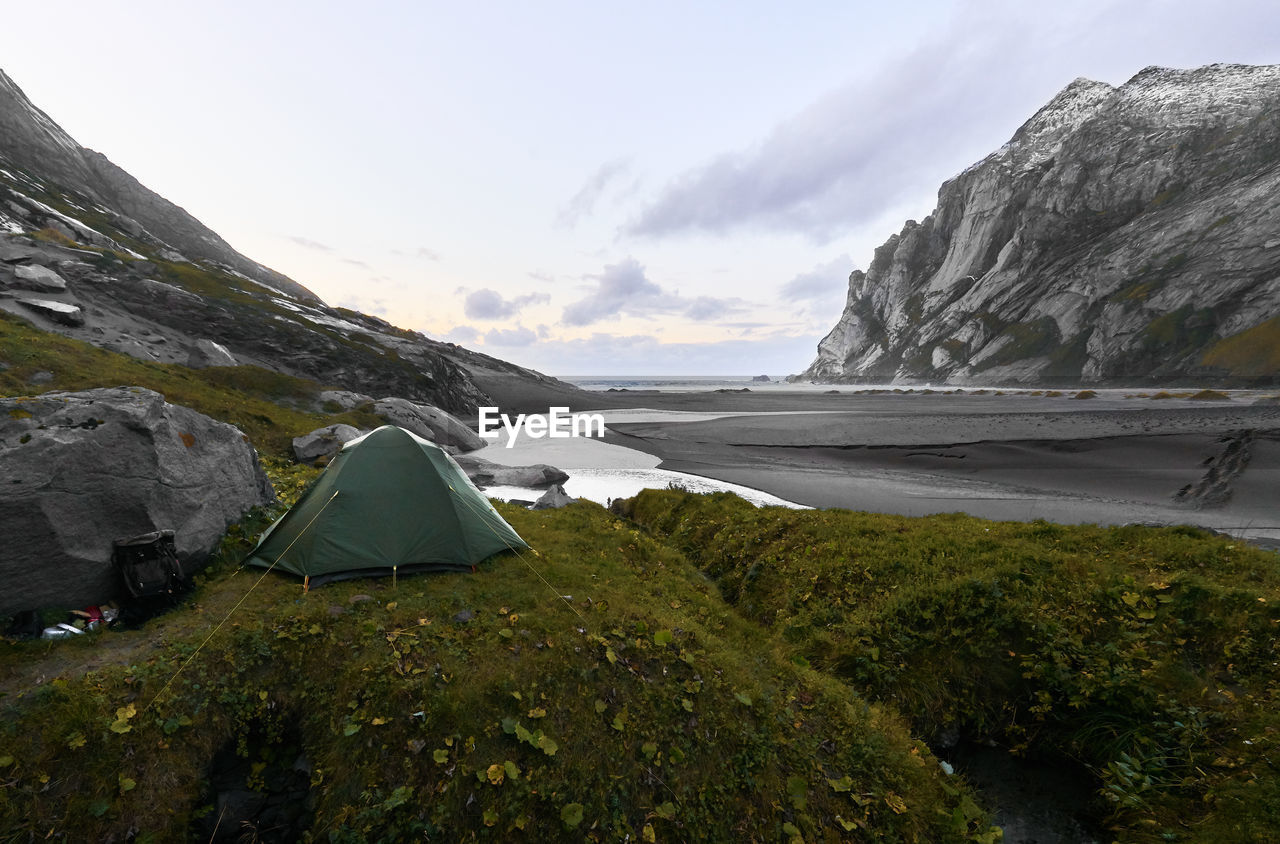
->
[483, 466, 807, 509]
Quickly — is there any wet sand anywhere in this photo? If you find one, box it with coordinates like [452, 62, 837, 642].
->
[607, 395, 1280, 547]
[475, 374, 1280, 548]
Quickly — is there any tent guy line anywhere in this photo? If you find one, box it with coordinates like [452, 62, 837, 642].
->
[142, 489, 342, 716]
[443, 480, 588, 627]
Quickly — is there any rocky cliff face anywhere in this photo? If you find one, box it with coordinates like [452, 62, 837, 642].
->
[799, 64, 1280, 386]
[0, 68, 574, 414]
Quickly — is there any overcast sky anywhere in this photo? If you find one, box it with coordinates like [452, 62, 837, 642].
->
[2, 1, 1276, 375]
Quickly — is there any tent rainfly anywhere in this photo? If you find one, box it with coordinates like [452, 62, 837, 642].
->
[245, 425, 528, 586]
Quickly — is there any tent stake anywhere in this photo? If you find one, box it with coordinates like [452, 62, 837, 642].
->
[304, 575, 310, 593]
[393, 565, 397, 589]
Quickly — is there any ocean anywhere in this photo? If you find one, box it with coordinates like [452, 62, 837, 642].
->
[559, 375, 899, 393]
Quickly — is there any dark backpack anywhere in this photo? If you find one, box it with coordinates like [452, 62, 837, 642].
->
[113, 530, 184, 599]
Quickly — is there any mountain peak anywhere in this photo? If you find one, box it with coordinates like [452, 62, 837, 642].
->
[799, 62, 1280, 386]
[0, 67, 319, 303]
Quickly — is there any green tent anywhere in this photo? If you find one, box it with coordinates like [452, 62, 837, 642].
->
[245, 425, 528, 586]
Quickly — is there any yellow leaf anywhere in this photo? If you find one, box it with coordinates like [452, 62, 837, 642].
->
[486, 763, 505, 785]
[643, 823, 656, 842]
[371, 717, 388, 726]
[528, 707, 547, 719]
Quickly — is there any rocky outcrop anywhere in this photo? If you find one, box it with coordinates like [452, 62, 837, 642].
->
[17, 297, 83, 326]
[799, 64, 1280, 387]
[373, 397, 484, 452]
[0, 67, 585, 416]
[11, 264, 66, 292]
[317, 390, 374, 411]
[452, 454, 570, 488]
[0, 68, 317, 302]
[0, 387, 274, 613]
[293, 424, 363, 464]
[186, 338, 238, 368]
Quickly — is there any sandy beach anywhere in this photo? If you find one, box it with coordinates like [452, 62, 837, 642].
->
[475, 377, 1280, 549]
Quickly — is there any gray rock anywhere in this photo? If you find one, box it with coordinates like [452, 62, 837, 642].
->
[798, 64, 1280, 386]
[17, 297, 84, 326]
[187, 338, 237, 368]
[292, 423, 363, 464]
[317, 389, 374, 411]
[453, 454, 569, 488]
[11, 264, 67, 293]
[0, 386, 274, 613]
[531, 484, 576, 510]
[25, 370, 53, 385]
[373, 397, 484, 452]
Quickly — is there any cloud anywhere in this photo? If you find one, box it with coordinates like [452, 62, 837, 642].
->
[483, 325, 538, 346]
[624, 0, 1280, 242]
[286, 235, 334, 251]
[561, 257, 747, 327]
[495, 331, 825, 376]
[558, 158, 632, 228]
[415, 247, 440, 261]
[463, 288, 552, 320]
[443, 325, 480, 344]
[778, 255, 855, 326]
[341, 257, 370, 268]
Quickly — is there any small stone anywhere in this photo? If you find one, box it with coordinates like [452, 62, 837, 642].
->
[453, 609, 474, 624]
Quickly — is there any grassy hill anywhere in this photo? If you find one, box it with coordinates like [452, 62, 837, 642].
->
[0, 496, 997, 842]
[620, 490, 1280, 841]
[4, 319, 1280, 840]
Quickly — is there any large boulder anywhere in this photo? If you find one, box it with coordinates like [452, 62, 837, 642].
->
[373, 397, 484, 452]
[0, 387, 275, 613]
[452, 454, 569, 488]
[293, 423, 363, 464]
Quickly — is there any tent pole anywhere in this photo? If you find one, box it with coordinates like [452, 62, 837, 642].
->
[393, 565, 397, 589]
[303, 575, 310, 593]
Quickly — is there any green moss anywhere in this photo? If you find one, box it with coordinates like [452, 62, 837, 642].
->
[974, 317, 1060, 372]
[0, 501, 994, 842]
[622, 490, 1280, 838]
[1140, 305, 1216, 356]
[1200, 317, 1280, 376]
[1108, 279, 1165, 304]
